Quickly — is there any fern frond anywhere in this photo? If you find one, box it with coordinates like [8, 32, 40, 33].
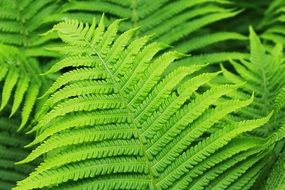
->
[57, 0, 244, 54]
[219, 26, 285, 189]
[221, 27, 285, 136]
[274, 86, 285, 113]
[15, 18, 273, 190]
[26, 139, 143, 176]
[228, 158, 270, 190]
[208, 153, 268, 190]
[0, 45, 44, 129]
[170, 136, 265, 189]
[173, 52, 249, 68]
[0, 0, 64, 57]
[149, 97, 254, 169]
[262, 149, 285, 190]
[0, 117, 37, 190]
[176, 32, 247, 53]
[52, 174, 150, 190]
[155, 115, 271, 189]
[16, 156, 148, 190]
[259, 0, 285, 46]
[187, 146, 267, 190]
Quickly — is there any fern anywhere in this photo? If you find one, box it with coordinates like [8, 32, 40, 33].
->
[220, 27, 285, 189]
[51, 0, 246, 54]
[13, 18, 279, 190]
[0, 0, 65, 57]
[0, 0, 283, 189]
[259, 0, 285, 46]
[0, 116, 37, 190]
[221, 27, 285, 135]
[0, 0, 248, 58]
[0, 45, 46, 129]
[262, 148, 285, 190]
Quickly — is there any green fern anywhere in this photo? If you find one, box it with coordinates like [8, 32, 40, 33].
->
[0, 0, 248, 57]
[0, 45, 46, 129]
[0, 0, 65, 57]
[0, 1, 283, 189]
[53, 0, 246, 54]
[13, 18, 280, 190]
[262, 148, 285, 190]
[259, 0, 285, 47]
[29, 0, 248, 65]
[261, 86, 285, 190]
[0, 116, 38, 190]
[221, 27, 285, 135]
[219, 27, 285, 189]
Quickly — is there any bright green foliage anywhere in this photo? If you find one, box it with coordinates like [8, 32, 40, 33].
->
[13, 18, 282, 190]
[0, 45, 45, 129]
[0, 0, 284, 190]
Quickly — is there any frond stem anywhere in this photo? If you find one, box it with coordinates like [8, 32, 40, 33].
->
[84, 38, 158, 189]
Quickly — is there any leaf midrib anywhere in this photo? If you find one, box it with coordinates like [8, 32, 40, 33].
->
[83, 33, 158, 189]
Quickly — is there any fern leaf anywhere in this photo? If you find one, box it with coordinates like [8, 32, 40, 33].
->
[40, 68, 109, 98]
[171, 137, 265, 189]
[52, 174, 150, 190]
[10, 74, 30, 117]
[57, 0, 244, 54]
[15, 157, 148, 190]
[177, 32, 247, 53]
[28, 139, 143, 176]
[262, 149, 285, 190]
[0, 117, 37, 190]
[36, 80, 114, 120]
[0, 45, 44, 130]
[219, 26, 285, 189]
[0, 0, 62, 56]
[147, 84, 242, 156]
[15, 19, 273, 190]
[173, 52, 249, 68]
[157, 10, 241, 45]
[227, 158, 267, 190]
[156, 115, 271, 189]
[19, 84, 40, 130]
[151, 97, 254, 171]
[0, 68, 19, 111]
[187, 147, 266, 190]
[221, 28, 285, 136]
[259, 0, 285, 46]
[20, 125, 137, 163]
[274, 86, 285, 113]
[208, 153, 268, 190]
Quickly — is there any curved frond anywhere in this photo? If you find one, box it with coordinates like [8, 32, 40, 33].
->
[14, 18, 273, 190]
